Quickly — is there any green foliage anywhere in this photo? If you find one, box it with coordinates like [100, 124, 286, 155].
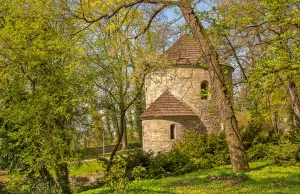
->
[131, 166, 146, 181]
[241, 121, 300, 165]
[174, 131, 230, 167]
[123, 131, 230, 180]
[105, 158, 129, 194]
[241, 122, 272, 161]
[0, 181, 7, 194]
[0, 0, 93, 193]
[246, 143, 268, 162]
[267, 138, 300, 166]
[125, 149, 152, 174]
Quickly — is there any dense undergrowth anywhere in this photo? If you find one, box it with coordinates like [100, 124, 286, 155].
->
[2, 122, 300, 194]
[79, 122, 300, 193]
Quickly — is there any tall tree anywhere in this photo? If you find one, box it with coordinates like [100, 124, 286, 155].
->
[0, 0, 92, 193]
[82, 7, 167, 169]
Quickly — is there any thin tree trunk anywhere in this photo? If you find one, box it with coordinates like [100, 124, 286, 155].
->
[179, 0, 250, 173]
[288, 81, 300, 128]
[134, 83, 145, 143]
[122, 116, 128, 150]
[55, 162, 71, 194]
[107, 111, 126, 171]
[39, 165, 56, 193]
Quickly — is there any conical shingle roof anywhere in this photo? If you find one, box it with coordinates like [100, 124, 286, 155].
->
[140, 90, 198, 119]
[165, 34, 204, 65]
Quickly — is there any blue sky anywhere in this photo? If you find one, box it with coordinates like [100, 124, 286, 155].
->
[162, 1, 212, 22]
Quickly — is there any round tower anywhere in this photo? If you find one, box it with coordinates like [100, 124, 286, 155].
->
[140, 34, 233, 153]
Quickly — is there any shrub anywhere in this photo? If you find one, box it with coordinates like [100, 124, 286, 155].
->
[0, 182, 7, 194]
[125, 149, 152, 171]
[147, 149, 190, 178]
[241, 122, 268, 150]
[123, 130, 230, 180]
[267, 138, 300, 166]
[241, 121, 282, 162]
[127, 142, 142, 149]
[173, 131, 230, 167]
[105, 158, 129, 194]
[131, 166, 147, 180]
[246, 143, 268, 161]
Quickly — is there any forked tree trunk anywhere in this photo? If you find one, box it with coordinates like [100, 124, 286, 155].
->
[179, 0, 250, 173]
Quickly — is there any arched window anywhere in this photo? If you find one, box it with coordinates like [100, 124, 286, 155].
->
[201, 80, 209, 100]
[170, 124, 175, 139]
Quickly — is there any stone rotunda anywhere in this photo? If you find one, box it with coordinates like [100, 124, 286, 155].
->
[140, 34, 233, 153]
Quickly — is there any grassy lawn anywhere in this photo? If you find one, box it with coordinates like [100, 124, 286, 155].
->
[69, 160, 105, 177]
[0, 160, 104, 184]
[79, 162, 300, 194]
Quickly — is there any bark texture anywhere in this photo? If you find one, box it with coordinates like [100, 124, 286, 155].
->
[178, 0, 250, 173]
[288, 81, 300, 128]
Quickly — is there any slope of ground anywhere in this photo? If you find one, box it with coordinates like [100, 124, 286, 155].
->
[80, 162, 300, 194]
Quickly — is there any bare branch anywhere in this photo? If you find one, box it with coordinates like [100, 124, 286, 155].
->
[223, 34, 248, 81]
[134, 4, 167, 39]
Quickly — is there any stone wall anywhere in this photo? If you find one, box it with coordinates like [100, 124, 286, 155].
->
[142, 116, 206, 153]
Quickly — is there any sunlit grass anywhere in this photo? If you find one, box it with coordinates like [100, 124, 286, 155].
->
[69, 160, 105, 177]
[80, 161, 300, 194]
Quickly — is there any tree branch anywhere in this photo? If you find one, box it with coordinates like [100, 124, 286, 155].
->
[134, 4, 167, 39]
[223, 34, 248, 81]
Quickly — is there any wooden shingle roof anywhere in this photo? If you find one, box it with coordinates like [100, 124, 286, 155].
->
[165, 34, 204, 65]
[140, 90, 198, 119]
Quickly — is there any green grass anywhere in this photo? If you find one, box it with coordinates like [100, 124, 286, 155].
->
[79, 162, 300, 194]
[69, 160, 105, 177]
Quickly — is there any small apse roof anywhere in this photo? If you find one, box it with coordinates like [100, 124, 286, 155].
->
[140, 90, 198, 119]
[165, 34, 204, 65]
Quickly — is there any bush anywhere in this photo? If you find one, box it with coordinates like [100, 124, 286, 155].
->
[241, 121, 282, 162]
[240, 121, 300, 165]
[147, 149, 190, 178]
[123, 130, 230, 180]
[125, 149, 152, 172]
[105, 158, 129, 194]
[127, 142, 142, 149]
[0, 182, 7, 194]
[241, 122, 273, 150]
[173, 131, 230, 167]
[267, 138, 300, 166]
[131, 166, 147, 180]
[246, 143, 268, 161]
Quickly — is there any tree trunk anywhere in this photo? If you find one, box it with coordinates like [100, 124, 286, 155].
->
[39, 165, 56, 192]
[134, 81, 145, 143]
[288, 81, 300, 128]
[122, 117, 128, 150]
[107, 111, 126, 171]
[55, 162, 71, 194]
[179, 0, 250, 173]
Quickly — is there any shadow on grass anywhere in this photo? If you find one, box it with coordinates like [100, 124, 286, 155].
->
[154, 163, 300, 193]
[127, 188, 176, 194]
[244, 173, 300, 193]
[250, 162, 271, 171]
[82, 188, 176, 194]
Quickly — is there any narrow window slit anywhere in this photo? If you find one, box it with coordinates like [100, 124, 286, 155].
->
[170, 124, 175, 139]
